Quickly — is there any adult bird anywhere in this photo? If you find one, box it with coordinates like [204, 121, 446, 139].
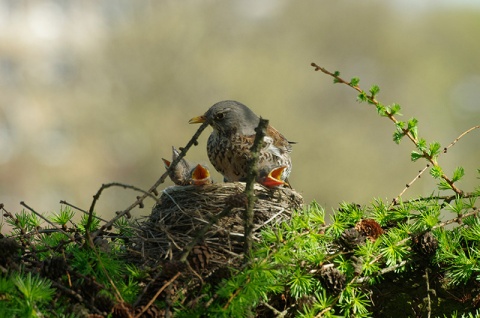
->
[189, 100, 294, 187]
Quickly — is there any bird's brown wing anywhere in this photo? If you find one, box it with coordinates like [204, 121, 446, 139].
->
[241, 125, 293, 154]
[266, 125, 293, 153]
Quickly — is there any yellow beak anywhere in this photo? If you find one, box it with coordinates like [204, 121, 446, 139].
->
[188, 115, 206, 124]
[191, 164, 212, 185]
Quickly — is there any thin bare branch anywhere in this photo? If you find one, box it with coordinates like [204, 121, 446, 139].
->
[20, 201, 76, 242]
[444, 125, 480, 153]
[311, 62, 463, 195]
[391, 164, 430, 206]
[59, 200, 108, 223]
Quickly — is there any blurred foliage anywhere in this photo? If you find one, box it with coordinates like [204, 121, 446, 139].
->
[0, 1, 479, 218]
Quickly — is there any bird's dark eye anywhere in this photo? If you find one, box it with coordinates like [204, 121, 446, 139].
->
[215, 113, 225, 121]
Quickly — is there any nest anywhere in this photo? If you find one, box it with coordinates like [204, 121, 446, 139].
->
[132, 182, 303, 274]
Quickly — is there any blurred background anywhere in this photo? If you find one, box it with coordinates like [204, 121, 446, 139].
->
[1, 0, 479, 226]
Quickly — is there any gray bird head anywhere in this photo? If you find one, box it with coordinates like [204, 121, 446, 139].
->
[190, 100, 260, 135]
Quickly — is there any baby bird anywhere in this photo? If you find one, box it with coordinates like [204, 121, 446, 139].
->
[257, 166, 288, 188]
[162, 147, 212, 186]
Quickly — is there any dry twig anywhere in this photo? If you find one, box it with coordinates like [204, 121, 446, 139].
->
[311, 62, 463, 195]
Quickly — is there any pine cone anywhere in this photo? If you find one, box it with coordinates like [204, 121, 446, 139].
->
[355, 219, 384, 242]
[188, 244, 212, 272]
[319, 266, 346, 293]
[112, 302, 134, 318]
[337, 227, 366, 250]
[412, 231, 438, 256]
[0, 237, 21, 267]
[94, 294, 115, 313]
[41, 256, 67, 280]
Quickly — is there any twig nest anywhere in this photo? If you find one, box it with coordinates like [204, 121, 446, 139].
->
[141, 182, 303, 271]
